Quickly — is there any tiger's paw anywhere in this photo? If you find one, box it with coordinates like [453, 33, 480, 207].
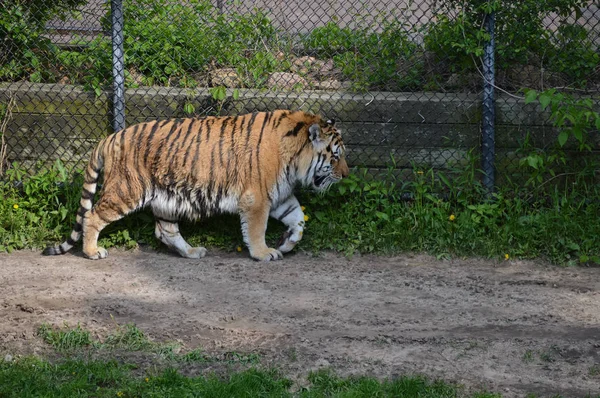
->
[185, 246, 207, 259]
[84, 247, 108, 260]
[250, 247, 283, 262]
[277, 230, 301, 253]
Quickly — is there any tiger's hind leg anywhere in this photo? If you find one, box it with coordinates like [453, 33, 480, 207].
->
[154, 218, 207, 259]
[270, 195, 305, 254]
[82, 197, 132, 259]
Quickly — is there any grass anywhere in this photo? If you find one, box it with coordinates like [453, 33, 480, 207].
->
[0, 356, 509, 398]
[5, 323, 599, 397]
[1, 159, 600, 266]
[36, 322, 262, 365]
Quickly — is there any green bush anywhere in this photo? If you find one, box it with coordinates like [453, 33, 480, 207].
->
[423, 0, 597, 82]
[303, 21, 424, 91]
[0, 0, 86, 82]
[58, 0, 281, 91]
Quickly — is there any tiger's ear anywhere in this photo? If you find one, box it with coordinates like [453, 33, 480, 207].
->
[309, 123, 322, 143]
[326, 119, 336, 127]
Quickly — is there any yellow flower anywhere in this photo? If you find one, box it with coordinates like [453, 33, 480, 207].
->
[504, 253, 510, 260]
[417, 171, 424, 175]
[449, 214, 456, 221]
[304, 215, 309, 222]
[236, 246, 242, 252]
[117, 393, 123, 397]
[145, 377, 149, 382]
[301, 206, 306, 211]
[13, 204, 18, 210]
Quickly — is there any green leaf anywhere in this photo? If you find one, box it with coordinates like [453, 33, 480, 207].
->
[557, 131, 568, 147]
[572, 127, 583, 143]
[524, 90, 537, 104]
[375, 211, 389, 221]
[183, 102, 195, 114]
[232, 89, 240, 100]
[538, 94, 551, 110]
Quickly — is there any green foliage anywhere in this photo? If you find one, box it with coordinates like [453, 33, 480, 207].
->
[38, 323, 93, 351]
[0, 0, 86, 82]
[304, 368, 472, 398]
[525, 89, 600, 151]
[0, 161, 79, 253]
[303, 20, 423, 91]
[0, 355, 516, 398]
[59, 0, 281, 91]
[298, 158, 600, 265]
[423, 0, 597, 83]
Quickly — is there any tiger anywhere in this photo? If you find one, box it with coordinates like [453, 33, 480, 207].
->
[42, 110, 349, 261]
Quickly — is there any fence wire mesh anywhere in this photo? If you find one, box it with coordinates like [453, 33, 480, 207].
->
[1, 0, 599, 186]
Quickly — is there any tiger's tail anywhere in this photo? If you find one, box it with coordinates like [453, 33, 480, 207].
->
[42, 140, 106, 256]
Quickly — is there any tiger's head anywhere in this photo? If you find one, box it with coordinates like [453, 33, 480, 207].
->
[305, 118, 349, 192]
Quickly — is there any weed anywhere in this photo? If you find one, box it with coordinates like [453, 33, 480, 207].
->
[522, 350, 534, 363]
[589, 365, 600, 377]
[37, 323, 93, 351]
[104, 323, 155, 352]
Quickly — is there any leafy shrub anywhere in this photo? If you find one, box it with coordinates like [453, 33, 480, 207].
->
[58, 0, 281, 91]
[0, 0, 86, 82]
[547, 24, 600, 85]
[303, 20, 423, 91]
[423, 0, 596, 81]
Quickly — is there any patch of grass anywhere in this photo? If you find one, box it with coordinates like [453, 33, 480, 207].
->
[303, 368, 500, 398]
[0, 356, 522, 398]
[35, 322, 261, 365]
[0, 357, 291, 397]
[522, 350, 534, 363]
[37, 323, 93, 351]
[590, 364, 600, 377]
[103, 323, 155, 352]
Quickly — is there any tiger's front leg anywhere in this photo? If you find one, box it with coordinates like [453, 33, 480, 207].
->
[239, 192, 283, 261]
[270, 195, 305, 254]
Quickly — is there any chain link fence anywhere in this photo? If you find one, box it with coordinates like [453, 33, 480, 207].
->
[1, 0, 599, 187]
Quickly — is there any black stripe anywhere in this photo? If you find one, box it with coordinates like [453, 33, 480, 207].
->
[255, 112, 271, 185]
[274, 111, 288, 128]
[190, 119, 206, 176]
[151, 120, 180, 184]
[59, 245, 66, 254]
[181, 119, 198, 168]
[218, 117, 229, 167]
[143, 120, 168, 169]
[155, 216, 177, 223]
[81, 188, 95, 200]
[84, 168, 97, 184]
[73, 222, 83, 232]
[246, 112, 258, 144]
[127, 123, 143, 174]
[166, 119, 188, 178]
[230, 116, 245, 185]
[278, 204, 296, 221]
[66, 237, 77, 246]
[285, 121, 306, 137]
[77, 207, 87, 217]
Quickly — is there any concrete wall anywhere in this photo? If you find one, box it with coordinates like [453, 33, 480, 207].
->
[1, 82, 597, 180]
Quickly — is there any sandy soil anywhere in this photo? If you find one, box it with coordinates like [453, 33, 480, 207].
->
[1, 248, 599, 397]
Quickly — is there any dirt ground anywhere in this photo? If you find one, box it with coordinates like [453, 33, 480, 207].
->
[1, 248, 599, 397]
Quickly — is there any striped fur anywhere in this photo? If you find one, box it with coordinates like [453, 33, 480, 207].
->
[42, 110, 349, 261]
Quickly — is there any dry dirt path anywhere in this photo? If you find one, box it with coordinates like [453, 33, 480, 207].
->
[1, 249, 599, 397]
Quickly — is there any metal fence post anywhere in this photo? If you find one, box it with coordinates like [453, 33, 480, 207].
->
[111, 0, 126, 132]
[482, 11, 495, 194]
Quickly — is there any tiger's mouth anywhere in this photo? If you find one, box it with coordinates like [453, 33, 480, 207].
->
[313, 174, 341, 191]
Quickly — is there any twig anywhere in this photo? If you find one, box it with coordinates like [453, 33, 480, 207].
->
[0, 96, 17, 176]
